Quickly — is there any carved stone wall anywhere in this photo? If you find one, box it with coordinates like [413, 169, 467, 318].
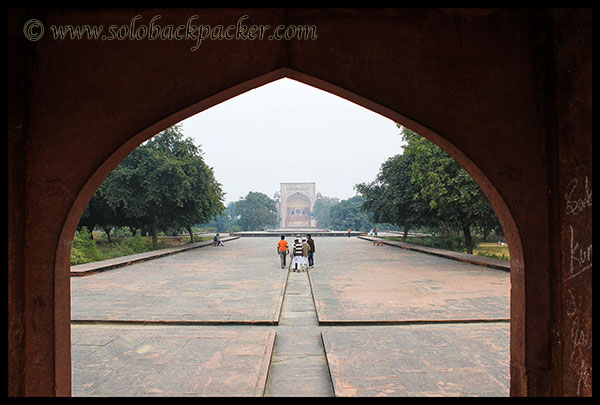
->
[278, 183, 316, 228]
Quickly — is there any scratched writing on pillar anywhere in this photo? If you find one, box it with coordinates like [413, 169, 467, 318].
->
[565, 176, 592, 216]
[568, 306, 592, 395]
[564, 175, 592, 281]
[568, 225, 592, 282]
[563, 174, 592, 395]
[566, 289, 592, 396]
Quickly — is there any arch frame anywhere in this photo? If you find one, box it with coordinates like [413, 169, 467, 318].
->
[9, 8, 591, 397]
[58, 68, 524, 263]
[55, 67, 525, 393]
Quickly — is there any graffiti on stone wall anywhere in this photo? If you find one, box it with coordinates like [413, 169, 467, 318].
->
[563, 174, 592, 395]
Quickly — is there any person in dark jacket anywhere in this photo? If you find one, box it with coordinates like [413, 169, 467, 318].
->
[306, 234, 315, 268]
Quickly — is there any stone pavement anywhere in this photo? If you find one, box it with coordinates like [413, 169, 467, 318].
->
[309, 237, 510, 323]
[323, 324, 509, 396]
[71, 236, 510, 397]
[71, 324, 274, 396]
[71, 237, 286, 323]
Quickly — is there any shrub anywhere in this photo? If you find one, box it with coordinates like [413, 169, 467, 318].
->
[126, 230, 151, 254]
[71, 227, 104, 265]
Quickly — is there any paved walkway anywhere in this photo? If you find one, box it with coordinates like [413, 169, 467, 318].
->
[264, 271, 333, 396]
[71, 237, 510, 397]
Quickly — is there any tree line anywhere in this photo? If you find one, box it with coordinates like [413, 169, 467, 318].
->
[355, 125, 502, 254]
[204, 192, 374, 233]
[79, 126, 289, 239]
[80, 124, 501, 255]
[78, 125, 225, 244]
[206, 191, 279, 232]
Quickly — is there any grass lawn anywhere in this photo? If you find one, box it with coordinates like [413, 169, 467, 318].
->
[71, 230, 212, 265]
[473, 242, 510, 261]
[382, 235, 510, 261]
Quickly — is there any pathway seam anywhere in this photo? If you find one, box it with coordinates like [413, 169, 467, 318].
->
[264, 270, 334, 397]
[255, 330, 277, 397]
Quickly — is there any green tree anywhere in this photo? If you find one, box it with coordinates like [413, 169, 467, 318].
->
[355, 152, 434, 241]
[203, 202, 240, 233]
[328, 195, 373, 231]
[310, 196, 340, 229]
[402, 127, 498, 254]
[87, 145, 153, 237]
[78, 182, 120, 241]
[236, 191, 278, 231]
[161, 136, 225, 242]
[82, 125, 224, 244]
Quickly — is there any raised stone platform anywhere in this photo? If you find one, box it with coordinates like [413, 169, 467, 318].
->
[71, 237, 286, 324]
[358, 236, 510, 272]
[71, 236, 240, 277]
[230, 229, 362, 237]
[308, 238, 510, 323]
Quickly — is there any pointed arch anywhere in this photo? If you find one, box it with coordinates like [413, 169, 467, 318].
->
[53, 68, 525, 397]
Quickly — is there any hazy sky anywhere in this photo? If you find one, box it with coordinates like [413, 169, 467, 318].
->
[180, 78, 405, 205]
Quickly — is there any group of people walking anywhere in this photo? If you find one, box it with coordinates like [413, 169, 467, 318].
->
[277, 234, 315, 272]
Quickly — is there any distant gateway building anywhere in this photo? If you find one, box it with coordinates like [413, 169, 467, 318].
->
[274, 182, 321, 228]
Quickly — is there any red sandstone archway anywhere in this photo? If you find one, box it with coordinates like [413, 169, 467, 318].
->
[10, 8, 590, 397]
[58, 69, 523, 270]
[56, 68, 524, 393]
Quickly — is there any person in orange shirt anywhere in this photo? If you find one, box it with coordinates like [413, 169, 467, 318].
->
[277, 235, 289, 269]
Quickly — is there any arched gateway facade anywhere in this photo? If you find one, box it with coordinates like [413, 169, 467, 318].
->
[277, 183, 317, 228]
[8, 8, 591, 396]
